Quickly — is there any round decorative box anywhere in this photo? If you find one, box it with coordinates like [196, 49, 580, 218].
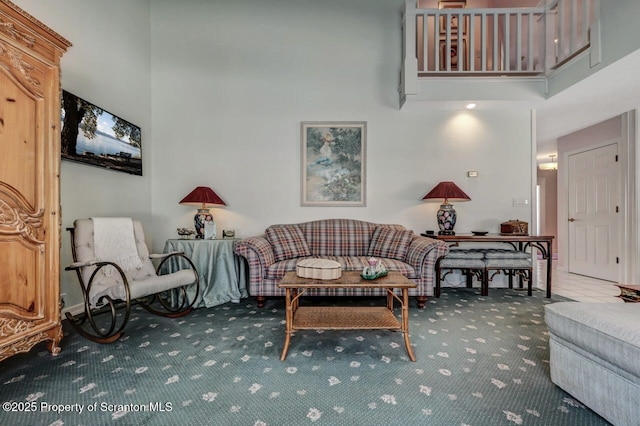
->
[296, 258, 342, 280]
[500, 219, 528, 235]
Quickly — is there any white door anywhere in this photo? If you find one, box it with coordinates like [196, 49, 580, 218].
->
[567, 144, 619, 281]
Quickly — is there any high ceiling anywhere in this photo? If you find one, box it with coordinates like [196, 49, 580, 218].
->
[535, 49, 640, 160]
[413, 1, 632, 163]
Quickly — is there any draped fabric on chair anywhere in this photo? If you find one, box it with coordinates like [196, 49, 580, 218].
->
[65, 218, 200, 343]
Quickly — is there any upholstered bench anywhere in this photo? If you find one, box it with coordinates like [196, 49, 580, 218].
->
[435, 248, 532, 297]
[485, 258, 532, 295]
[545, 302, 640, 426]
[435, 249, 486, 296]
[446, 248, 485, 259]
[482, 248, 531, 259]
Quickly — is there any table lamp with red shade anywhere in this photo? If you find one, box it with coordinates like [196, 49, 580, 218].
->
[179, 186, 226, 239]
[422, 181, 471, 235]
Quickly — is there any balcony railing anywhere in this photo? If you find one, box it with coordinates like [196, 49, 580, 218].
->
[402, 0, 594, 81]
[415, 7, 545, 74]
[549, 0, 595, 68]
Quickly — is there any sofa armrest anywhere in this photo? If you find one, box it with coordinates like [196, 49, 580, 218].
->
[235, 236, 276, 265]
[406, 235, 450, 274]
[234, 236, 276, 283]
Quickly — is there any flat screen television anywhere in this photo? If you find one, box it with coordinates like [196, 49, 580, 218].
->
[61, 90, 142, 176]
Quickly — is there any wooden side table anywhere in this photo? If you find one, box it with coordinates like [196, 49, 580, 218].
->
[615, 285, 640, 303]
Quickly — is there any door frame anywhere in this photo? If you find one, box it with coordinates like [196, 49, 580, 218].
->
[556, 110, 637, 283]
[566, 142, 620, 281]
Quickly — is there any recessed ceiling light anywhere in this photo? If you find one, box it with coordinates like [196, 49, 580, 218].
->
[466, 103, 476, 109]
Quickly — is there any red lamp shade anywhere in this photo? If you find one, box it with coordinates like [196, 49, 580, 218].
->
[179, 186, 226, 208]
[422, 181, 470, 236]
[422, 181, 471, 204]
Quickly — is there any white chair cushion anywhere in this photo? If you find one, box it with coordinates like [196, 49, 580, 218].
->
[72, 219, 195, 306]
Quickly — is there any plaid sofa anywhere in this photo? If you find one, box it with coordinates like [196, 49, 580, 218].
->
[234, 219, 449, 308]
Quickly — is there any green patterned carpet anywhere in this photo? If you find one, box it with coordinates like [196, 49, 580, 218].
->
[0, 289, 609, 425]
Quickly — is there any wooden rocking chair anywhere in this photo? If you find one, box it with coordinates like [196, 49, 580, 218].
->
[65, 218, 200, 343]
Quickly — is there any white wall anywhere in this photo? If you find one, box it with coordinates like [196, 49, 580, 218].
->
[12, 0, 534, 306]
[548, 0, 640, 97]
[13, 0, 152, 308]
[149, 0, 534, 251]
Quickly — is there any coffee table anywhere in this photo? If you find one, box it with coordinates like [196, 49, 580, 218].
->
[277, 271, 417, 361]
[615, 284, 640, 303]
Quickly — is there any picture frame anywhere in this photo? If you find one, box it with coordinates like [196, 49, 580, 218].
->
[438, 0, 466, 8]
[301, 121, 366, 207]
[439, 38, 467, 70]
[61, 90, 142, 176]
[439, 3, 468, 35]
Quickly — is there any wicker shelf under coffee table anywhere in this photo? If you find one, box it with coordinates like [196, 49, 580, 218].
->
[277, 271, 417, 362]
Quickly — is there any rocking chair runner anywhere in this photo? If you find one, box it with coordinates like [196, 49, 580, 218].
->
[65, 218, 200, 343]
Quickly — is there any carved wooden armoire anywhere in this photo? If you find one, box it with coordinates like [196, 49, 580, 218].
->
[0, 0, 70, 361]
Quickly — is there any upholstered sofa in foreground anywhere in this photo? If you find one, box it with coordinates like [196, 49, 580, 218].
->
[234, 219, 449, 308]
[545, 302, 640, 425]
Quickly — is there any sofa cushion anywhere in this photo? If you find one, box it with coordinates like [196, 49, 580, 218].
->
[302, 219, 382, 256]
[265, 224, 311, 262]
[367, 227, 414, 261]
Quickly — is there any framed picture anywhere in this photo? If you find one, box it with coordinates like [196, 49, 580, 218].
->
[301, 121, 366, 207]
[61, 90, 142, 176]
[438, 0, 466, 8]
[439, 3, 467, 34]
[439, 38, 467, 70]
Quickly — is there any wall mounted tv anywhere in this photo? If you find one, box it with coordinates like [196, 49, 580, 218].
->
[61, 90, 142, 176]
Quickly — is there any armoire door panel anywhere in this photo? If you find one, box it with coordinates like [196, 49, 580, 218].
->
[0, 1, 70, 362]
[0, 239, 41, 318]
[0, 70, 38, 207]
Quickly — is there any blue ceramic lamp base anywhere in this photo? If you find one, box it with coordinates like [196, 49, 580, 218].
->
[194, 208, 216, 239]
[436, 203, 457, 235]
